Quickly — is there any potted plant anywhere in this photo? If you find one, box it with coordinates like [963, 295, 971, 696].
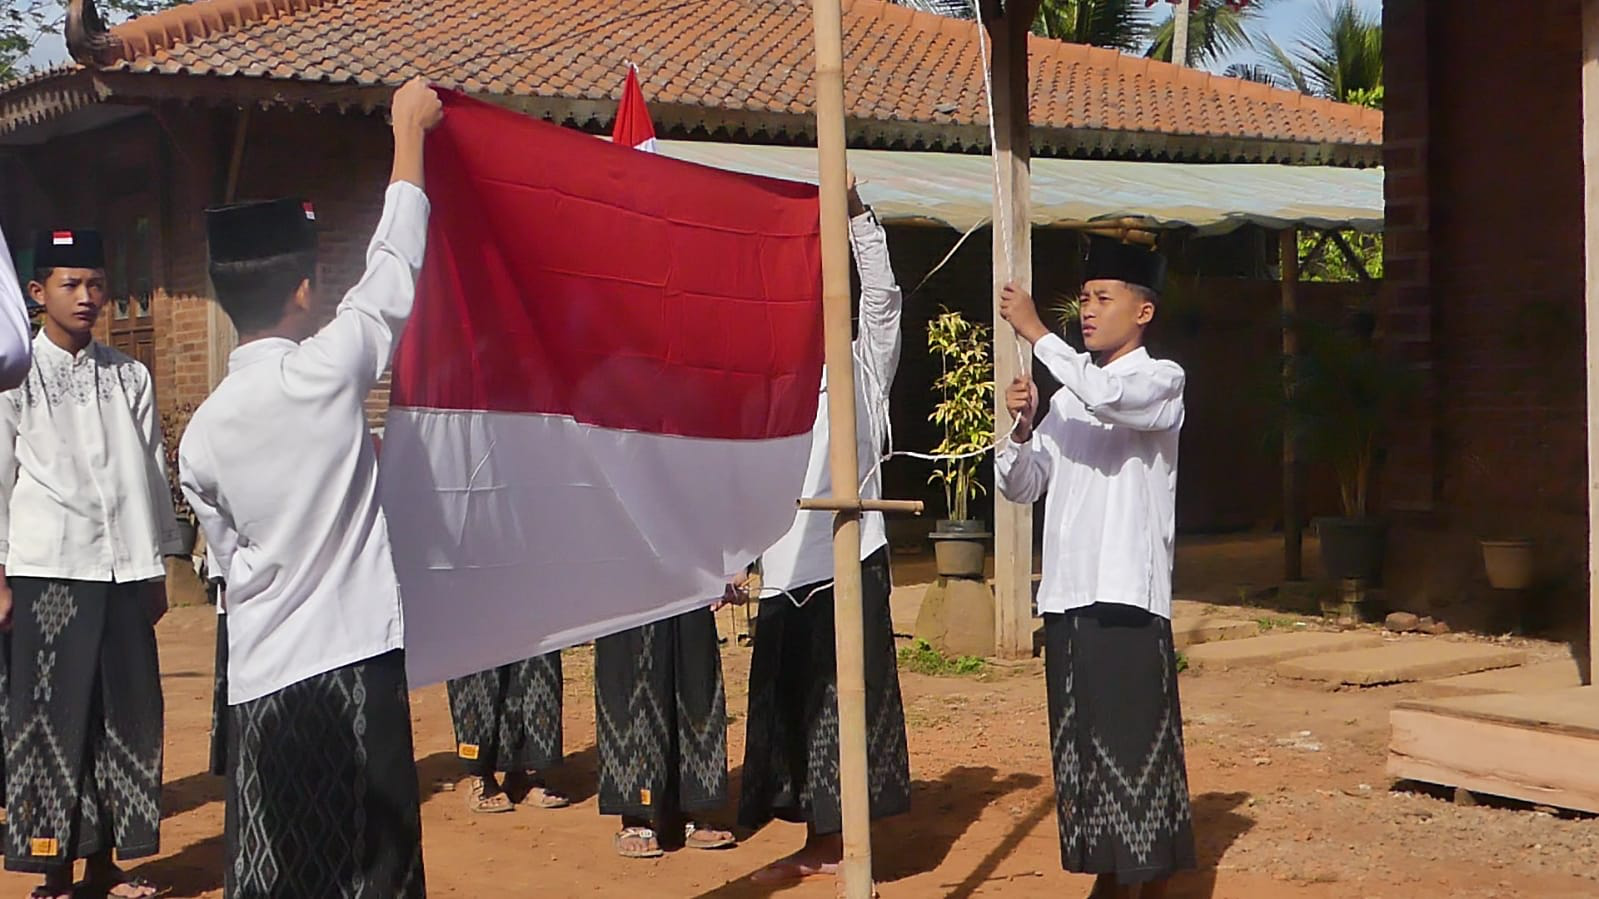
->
[926, 309, 993, 578]
[1286, 309, 1414, 584]
[162, 403, 199, 555]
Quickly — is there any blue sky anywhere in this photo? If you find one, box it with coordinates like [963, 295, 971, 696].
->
[24, 0, 1382, 76]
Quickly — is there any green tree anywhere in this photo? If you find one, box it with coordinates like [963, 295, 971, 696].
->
[1145, 0, 1280, 67]
[1031, 0, 1150, 51]
[1262, 0, 1382, 107]
[1, 0, 178, 81]
[1297, 230, 1383, 284]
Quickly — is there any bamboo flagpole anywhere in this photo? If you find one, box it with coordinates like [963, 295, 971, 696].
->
[810, 0, 875, 894]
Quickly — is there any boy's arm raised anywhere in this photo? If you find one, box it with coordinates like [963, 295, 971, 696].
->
[294, 78, 444, 389]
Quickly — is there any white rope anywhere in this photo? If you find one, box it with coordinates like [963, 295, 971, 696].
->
[973, 3, 1016, 282]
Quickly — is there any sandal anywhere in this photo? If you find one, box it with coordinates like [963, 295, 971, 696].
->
[464, 776, 514, 814]
[683, 822, 736, 850]
[614, 825, 664, 859]
[504, 771, 570, 809]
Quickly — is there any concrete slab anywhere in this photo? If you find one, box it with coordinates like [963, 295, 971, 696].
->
[1278, 641, 1526, 686]
[1171, 616, 1260, 651]
[1426, 656, 1584, 696]
[1184, 631, 1384, 671]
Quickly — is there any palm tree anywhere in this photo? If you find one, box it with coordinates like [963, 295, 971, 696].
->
[1145, 0, 1280, 67]
[1262, 0, 1382, 107]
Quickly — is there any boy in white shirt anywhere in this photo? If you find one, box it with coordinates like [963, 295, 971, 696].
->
[1, 228, 178, 899]
[0, 225, 31, 390]
[178, 78, 441, 899]
[996, 236, 1195, 899]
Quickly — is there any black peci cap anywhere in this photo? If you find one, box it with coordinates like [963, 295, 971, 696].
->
[1083, 233, 1166, 294]
[33, 229, 105, 270]
[205, 197, 318, 264]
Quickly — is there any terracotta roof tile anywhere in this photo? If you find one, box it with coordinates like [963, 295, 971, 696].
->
[34, 0, 1376, 161]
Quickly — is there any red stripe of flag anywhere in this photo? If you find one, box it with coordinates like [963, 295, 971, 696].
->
[391, 90, 824, 441]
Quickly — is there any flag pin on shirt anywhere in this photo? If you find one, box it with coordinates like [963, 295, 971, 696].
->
[52, 231, 73, 246]
[302, 202, 316, 221]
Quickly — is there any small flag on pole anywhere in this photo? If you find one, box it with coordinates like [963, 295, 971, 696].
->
[613, 64, 658, 154]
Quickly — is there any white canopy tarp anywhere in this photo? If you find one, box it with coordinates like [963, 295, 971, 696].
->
[653, 140, 1384, 236]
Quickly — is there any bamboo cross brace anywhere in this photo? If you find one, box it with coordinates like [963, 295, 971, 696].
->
[797, 497, 926, 514]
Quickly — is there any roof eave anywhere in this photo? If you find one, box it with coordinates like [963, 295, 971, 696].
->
[0, 70, 1382, 167]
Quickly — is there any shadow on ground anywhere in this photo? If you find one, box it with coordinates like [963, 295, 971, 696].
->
[690, 765, 1041, 898]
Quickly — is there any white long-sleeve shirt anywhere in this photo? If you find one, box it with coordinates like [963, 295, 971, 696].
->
[0, 332, 182, 581]
[0, 227, 30, 390]
[761, 210, 902, 592]
[995, 334, 1184, 619]
[180, 181, 429, 704]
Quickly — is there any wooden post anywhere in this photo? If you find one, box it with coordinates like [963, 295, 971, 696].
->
[809, 0, 874, 893]
[1281, 227, 1303, 582]
[985, 0, 1037, 659]
[1581, 0, 1599, 683]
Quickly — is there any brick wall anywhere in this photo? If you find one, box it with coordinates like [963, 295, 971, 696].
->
[1379, 0, 1436, 513]
[1381, 1, 1590, 633]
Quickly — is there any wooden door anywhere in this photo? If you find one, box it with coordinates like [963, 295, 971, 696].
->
[105, 197, 158, 376]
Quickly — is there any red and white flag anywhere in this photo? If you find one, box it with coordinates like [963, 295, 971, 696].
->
[613, 64, 658, 153]
[382, 90, 823, 687]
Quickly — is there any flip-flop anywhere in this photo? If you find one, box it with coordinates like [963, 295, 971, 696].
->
[464, 776, 514, 814]
[614, 826, 664, 859]
[683, 822, 736, 850]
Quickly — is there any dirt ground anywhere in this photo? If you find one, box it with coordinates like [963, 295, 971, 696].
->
[3, 538, 1597, 898]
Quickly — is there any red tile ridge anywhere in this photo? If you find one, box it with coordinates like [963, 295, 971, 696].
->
[107, 0, 340, 65]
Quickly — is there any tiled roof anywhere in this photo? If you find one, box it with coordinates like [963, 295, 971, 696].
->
[18, 0, 1382, 163]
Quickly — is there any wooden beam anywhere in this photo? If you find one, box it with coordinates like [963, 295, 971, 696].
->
[1389, 687, 1599, 813]
[206, 107, 250, 390]
[985, 0, 1035, 659]
[1281, 228, 1303, 582]
[1583, 0, 1599, 684]
[223, 106, 250, 203]
[809, 1, 874, 894]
